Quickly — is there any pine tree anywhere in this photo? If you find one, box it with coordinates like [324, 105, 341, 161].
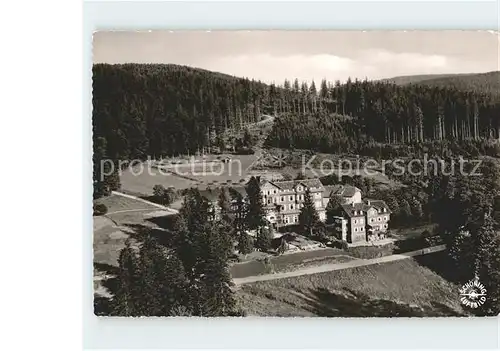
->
[299, 188, 320, 237]
[398, 198, 412, 222]
[112, 240, 141, 316]
[255, 226, 273, 251]
[179, 188, 211, 233]
[173, 189, 212, 280]
[245, 177, 266, 230]
[492, 195, 500, 224]
[473, 213, 500, 316]
[100, 160, 121, 196]
[153, 184, 167, 204]
[93, 136, 108, 198]
[172, 191, 238, 316]
[218, 187, 233, 224]
[384, 194, 399, 216]
[137, 235, 163, 316]
[198, 224, 236, 316]
[242, 128, 253, 149]
[409, 197, 423, 223]
[156, 252, 190, 315]
[237, 231, 253, 254]
[325, 194, 343, 224]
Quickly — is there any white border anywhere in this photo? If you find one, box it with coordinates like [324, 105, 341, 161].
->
[83, 1, 500, 349]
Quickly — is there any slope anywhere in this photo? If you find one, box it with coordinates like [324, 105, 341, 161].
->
[384, 71, 500, 95]
[237, 252, 466, 317]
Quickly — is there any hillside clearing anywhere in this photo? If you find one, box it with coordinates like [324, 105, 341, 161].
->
[236, 252, 465, 317]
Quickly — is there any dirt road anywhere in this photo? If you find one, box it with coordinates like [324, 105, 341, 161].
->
[233, 244, 446, 285]
[111, 191, 179, 214]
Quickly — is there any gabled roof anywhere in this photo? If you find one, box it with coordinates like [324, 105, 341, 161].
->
[270, 180, 295, 191]
[268, 178, 324, 191]
[323, 184, 361, 199]
[297, 178, 324, 189]
[340, 199, 391, 218]
[365, 199, 392, 214]
[341, 202, 368, 218]
[322, 185, 337, 198]
[200, 186, 247, 202]
[260, 180, 282, 190]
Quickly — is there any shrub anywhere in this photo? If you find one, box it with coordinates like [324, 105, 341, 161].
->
[93, 203, 108, 216]
[281, 173, 293, 181]
[421, 230, 431, 238]
[340, 240, 349, 250]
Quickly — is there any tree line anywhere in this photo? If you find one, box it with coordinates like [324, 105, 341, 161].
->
[110, 188, 241, 316]
[384, 157, 500, 316]
[93, 64, 500, 197]
[265, 79, 500, 156]
[94, 64, 500, 163]
[428, 159, 500, 316]
[107, 175, 329, 316]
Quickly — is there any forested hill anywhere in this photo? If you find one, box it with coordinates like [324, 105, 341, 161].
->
[382, 74, 456, 86]
[93, 63, 270, 160]
[265, 78, 500, 155]
[93, 64, 500, 163]
[384, 71, 500, 96]
[93, 63, 336, 160]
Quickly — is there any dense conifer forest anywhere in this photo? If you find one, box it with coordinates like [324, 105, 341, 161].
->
[93, 64, 500, 162]
[385, 71, 500, 97]
[93, 63, 272, 160]
[265, 79, 500, 154]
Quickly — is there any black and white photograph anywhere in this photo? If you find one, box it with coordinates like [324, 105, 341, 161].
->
[92, 30, 500, 318]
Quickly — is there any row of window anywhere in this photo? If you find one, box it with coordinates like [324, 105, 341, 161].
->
[284, 216, 299, 224]
[265, 193, 321, 204]
[370, 216, 388, 222]
[268, 203, 307, 210]
[265, 194, 304, 203]
[353, 216, 388, 224]
[353, 223, 388, 232]
[353, 208, 388, 216]
[264, 186, 320, 196]
[264, 190, 322, 198]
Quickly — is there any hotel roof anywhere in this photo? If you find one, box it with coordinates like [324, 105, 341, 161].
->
[323, 184, 361, 199]
[340, 199, 391, 218]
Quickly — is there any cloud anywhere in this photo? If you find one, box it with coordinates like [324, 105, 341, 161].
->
[94, 31, 499, 82]
[203, 53, 354, 83]
[200, 49, 491, 84]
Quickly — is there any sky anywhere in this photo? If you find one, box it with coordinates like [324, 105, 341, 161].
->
[93, 31, 499, 83]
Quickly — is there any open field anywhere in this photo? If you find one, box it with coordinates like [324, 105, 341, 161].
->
[236, 252, 465, 317]
[95, 193, 159, 214]
[120, 147, 404, 196]
[93, 195, 173, 268]
[120, 167, 198, 195]
[120, 154, 259, 195]
[93, 194, 178, 298]
[93, 216, 129, 268]
[165, 154, 258, 186]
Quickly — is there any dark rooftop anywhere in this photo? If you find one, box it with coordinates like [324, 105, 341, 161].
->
[341, 199, 391, 218]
